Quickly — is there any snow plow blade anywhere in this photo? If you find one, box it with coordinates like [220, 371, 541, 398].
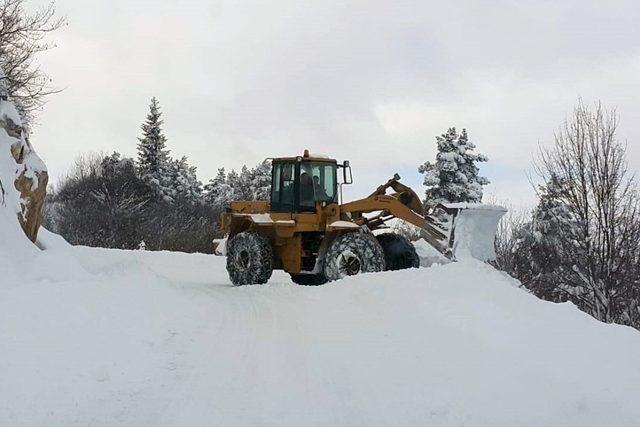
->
[433, 203, 507, 262]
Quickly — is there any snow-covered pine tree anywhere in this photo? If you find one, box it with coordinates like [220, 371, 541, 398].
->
[249, 160, 271, 200]
[204, 168, 234, 207]
[418, 127, 489, 206]
[226, 169, 240, 200]
[237, 165, 253, 200]
[203, 160, 271, 207]
[168, 156, 202, 203]
[508, 174, 579, 302]
[136, 97, 172, 200]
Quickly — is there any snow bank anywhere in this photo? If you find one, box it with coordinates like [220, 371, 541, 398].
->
[36, 227, 73, 251]
[0, 205, 38, 278]
[1, 242, 639, 426]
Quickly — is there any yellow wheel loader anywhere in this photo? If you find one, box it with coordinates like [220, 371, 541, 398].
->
[220, 150, 505, 286]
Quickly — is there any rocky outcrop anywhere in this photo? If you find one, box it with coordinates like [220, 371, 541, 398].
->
[12, 137, 48, 242]
[0, 75, 48, 243]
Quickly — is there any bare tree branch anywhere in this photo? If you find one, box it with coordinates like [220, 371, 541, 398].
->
[0, 0, 65, 124]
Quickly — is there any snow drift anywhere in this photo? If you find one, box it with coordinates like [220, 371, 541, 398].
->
[1, 237, 640, 427]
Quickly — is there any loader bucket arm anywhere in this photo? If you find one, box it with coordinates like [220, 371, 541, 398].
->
[341, 174, 507, 261]
[340, 194, 454, 258]
[368, 173, 425, 215]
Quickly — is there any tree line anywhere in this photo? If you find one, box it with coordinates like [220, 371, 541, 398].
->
[43, 97, 271, 253]
[420, 102, 640, 331]
[493, 101, 640, 330]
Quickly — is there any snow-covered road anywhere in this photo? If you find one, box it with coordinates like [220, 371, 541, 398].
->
[2, 233, 640, 426]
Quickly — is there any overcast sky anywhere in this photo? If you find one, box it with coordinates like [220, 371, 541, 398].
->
[32, 0, 640, 205]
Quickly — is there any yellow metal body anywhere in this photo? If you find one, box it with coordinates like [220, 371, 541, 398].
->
[221, 157, 452, 274]
[221, 199, 343, 273]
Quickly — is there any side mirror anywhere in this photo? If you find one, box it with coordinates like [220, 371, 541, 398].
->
[342, 161, 353, 185]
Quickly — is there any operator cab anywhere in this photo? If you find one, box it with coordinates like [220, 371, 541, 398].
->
[270, 150, 350, 213]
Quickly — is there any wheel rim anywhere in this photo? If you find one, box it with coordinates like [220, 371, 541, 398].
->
[237, 250, 250, 270]
[337, 250, 361, 276]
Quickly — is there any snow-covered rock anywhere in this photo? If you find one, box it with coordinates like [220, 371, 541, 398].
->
[0, 70, 48, 243]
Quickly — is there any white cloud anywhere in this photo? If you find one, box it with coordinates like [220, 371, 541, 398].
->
[30, 0, 640, 206]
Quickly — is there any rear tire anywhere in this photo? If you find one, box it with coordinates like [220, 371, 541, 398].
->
[290, 273, 328, 286]
[376, 233, 420, 271]
[324, 232, 385, 282]
[226, 231, 273, 285]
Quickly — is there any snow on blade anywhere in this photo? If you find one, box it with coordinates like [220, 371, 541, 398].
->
[451, 205, 507, 261]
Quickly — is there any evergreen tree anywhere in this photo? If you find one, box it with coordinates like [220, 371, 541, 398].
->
[136, 97, 171, 197]
[226, 169, 241, 200]
[204, 168, 234, 207]
[250, 160, 272, 200]
[168, 156, 202, 203]
[509, 175, 579, 302]
[237, 165, 253, 200]
[418, 127, 489, 206]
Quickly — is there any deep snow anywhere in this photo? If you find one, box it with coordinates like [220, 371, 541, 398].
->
[2, 232, 640, 426]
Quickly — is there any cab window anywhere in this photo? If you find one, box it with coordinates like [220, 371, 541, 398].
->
[271, 162, 295, 211]
[299, 162, 337, 211]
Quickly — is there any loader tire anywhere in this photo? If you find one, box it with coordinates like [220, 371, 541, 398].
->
[290, 273, 328, 286]
[376, 233, 420, 271]
[324, 232, 386, 282]
[226, 231, 273, 286]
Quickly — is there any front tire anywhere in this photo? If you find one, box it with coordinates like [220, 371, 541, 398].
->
[376, 233, 420, 271]
[226, 231, 273, 285]
[323, 232, 385, 282]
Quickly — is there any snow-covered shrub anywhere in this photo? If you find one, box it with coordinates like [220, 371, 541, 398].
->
[55, 153, 149, 249]
[51, 151, 218, 253]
